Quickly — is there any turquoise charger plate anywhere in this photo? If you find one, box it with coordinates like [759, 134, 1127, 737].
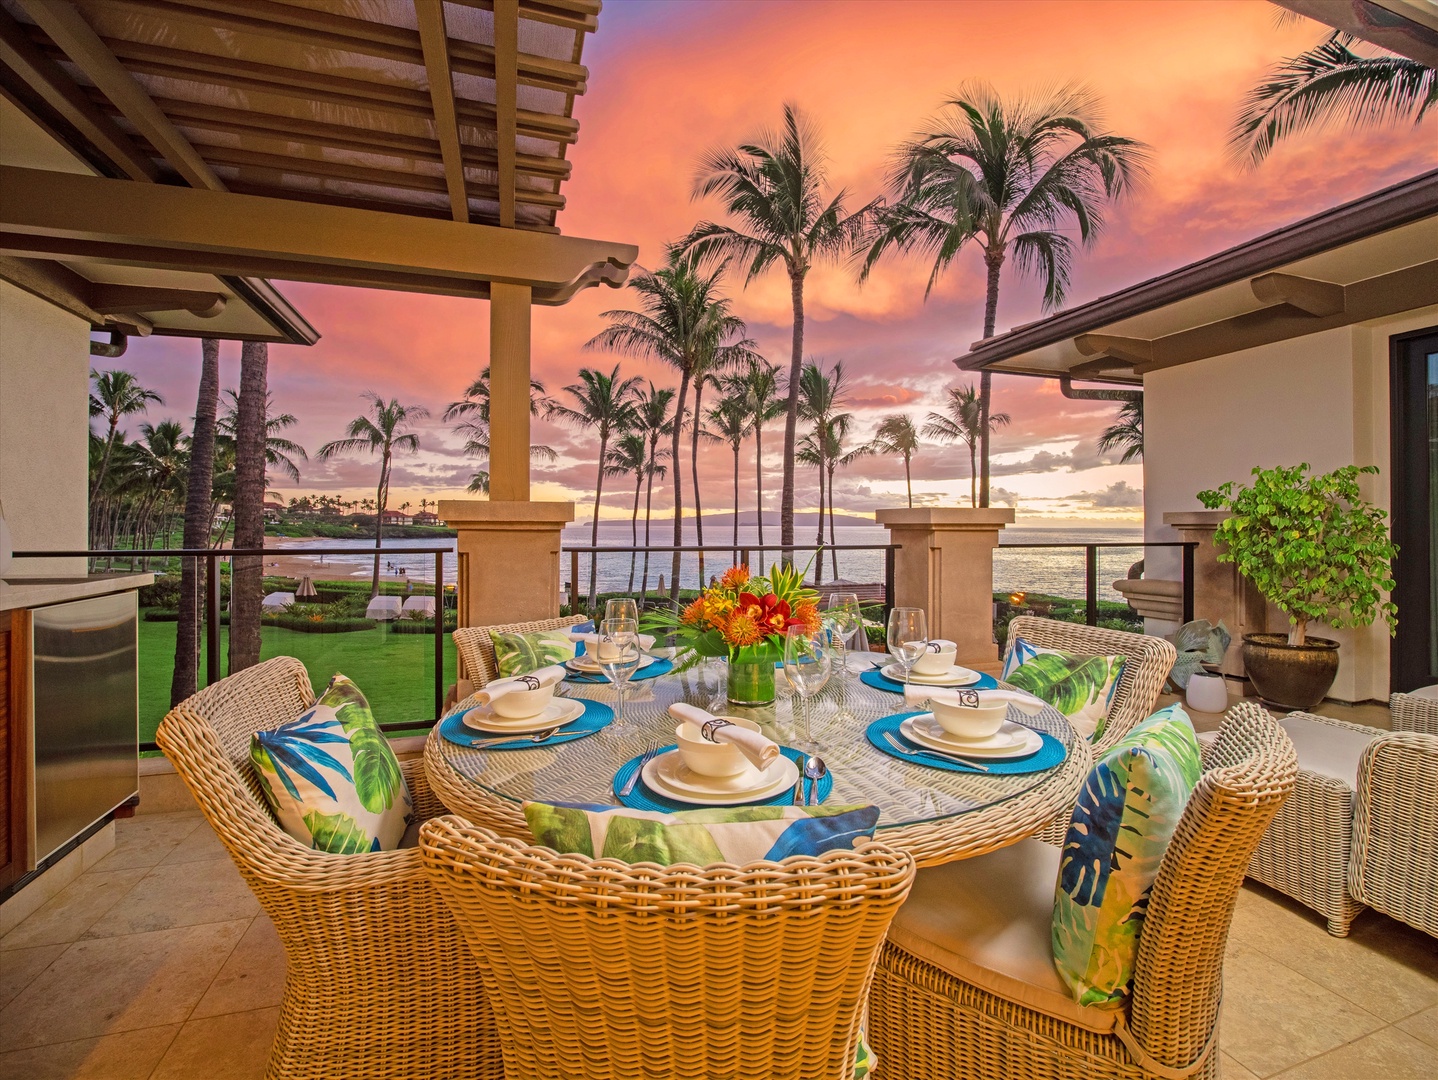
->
[865, 711, 1066, 775]
[612, 746, 833, 811]
[440, 697, 613, 750]
[564, 658, 675, 684]
[860, 667, 999, 694]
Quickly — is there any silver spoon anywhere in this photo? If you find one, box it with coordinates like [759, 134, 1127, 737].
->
[803, 755, 828, 805]
[470, 725, 560, 746]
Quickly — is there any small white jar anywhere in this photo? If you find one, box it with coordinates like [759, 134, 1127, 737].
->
[1186, 671, 1229, 714]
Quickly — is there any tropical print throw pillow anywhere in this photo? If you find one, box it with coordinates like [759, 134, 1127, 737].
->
[493, 629, 578, 677]
[1051, 703, 1201, 1007]
[1001, 636, 1126, 741]
[522, 802, 881, 865]
[250, 675, 413, 854]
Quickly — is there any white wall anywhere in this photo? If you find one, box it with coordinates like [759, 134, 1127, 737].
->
[1143, 305, 1438, 703]
[0, 280, 90, 578]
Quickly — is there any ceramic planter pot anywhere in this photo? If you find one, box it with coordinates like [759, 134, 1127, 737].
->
[1241, 633, 1340, 710]
[1185, 671, 1230, 714]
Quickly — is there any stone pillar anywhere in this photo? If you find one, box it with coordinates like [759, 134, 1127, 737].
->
[875, 507, 1014, 667]
[488, 282, 532, 503]
[440, 500, 574, 630]
[1163, 510, 1268, 677]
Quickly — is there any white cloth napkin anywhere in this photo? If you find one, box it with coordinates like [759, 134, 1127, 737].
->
[902, 685, 1047, 715]
[474, 665, 565, 705]
[669, 703, 780, 771]
[569, 631, 657, 657]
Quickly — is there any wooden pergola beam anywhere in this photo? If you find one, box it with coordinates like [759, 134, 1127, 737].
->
[415, 0, 469, 223]
[89, 284, 226, 317]
[1073, 333, 1155, 366]
[0, 165, 635, 304]
[1249, 271, 1346, 317]
[450, 0, 600, 34]
[16, 0, 223, 190]
[494, 0, 520, 229]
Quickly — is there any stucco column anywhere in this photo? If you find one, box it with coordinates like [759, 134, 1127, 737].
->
[875, 507, 1015, 666]
[440, 501, 574, 638]
[1163, 510, 1268, 676]
[488, 282, 532, 503]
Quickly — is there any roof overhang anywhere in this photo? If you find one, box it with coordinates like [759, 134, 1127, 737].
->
[959, 169, 1438, 385]
[1272, 1, 1438, 67]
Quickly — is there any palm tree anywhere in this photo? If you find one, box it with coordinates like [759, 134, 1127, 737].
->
[1097, 397, 1143, 464]
[217, 390, 307, 483]
[318, 394, 428, 598]
[88, 369, 163, 514]
[862, 83, 1148, 506]
[797, 413, 871, 579]
[736, 358, 784, 550]
[797, 359, 850, 582]
[870, 414, 921, 508]
[551, 365, 641, 609]
[444, 366, 557, 495]
[173, 338, 219, 705]
[923, 385, 1011, 507]
[680, 104, 876, 557]
[1231, 31, 1434, 167]
[586, 250, 751, 597]
[606, 432, 648, 594]
[632, 381, 675, 599]
[702, 392, 752, 561]
[229, 341, 269, 673]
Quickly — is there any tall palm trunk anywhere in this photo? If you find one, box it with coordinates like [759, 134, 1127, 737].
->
[691, 378, 706, 587]
[827, 463, 840, 579]
[969, 440, 978, 508]
[628, 472, 641, 595]
[813, 450, 825, 586]
[588, 432, 608, 610]
[228, 341, 267, 674]
[904, 455, 913, 508]
[670, 371, 691, 600]
[753, 422, 764, 557]
[781, 270, 804, 560]
[371, 451, 389, 598]
[978, 246, 1004, 508]
[731, 445, 740, 563]
[642, 447, 657, 598]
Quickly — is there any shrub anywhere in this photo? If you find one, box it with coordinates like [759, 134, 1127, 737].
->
[261, 614, 377, 634]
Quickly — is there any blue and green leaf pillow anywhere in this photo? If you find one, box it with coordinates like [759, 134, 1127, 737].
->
[493, 629, 578, 677]
[1051, 703, 1201, 1007]
[1002, 636, 1126, 741]
[523, 801, 881, 866]
[250, 675, 413, 854]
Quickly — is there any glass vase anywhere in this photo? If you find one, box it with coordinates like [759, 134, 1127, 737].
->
[726, 656, 776, 707]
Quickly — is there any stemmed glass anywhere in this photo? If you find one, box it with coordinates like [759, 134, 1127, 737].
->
[886, 608, 928, 685]
[783, 627, 834, 751]
[598, 617, 642, 731]
[825, 592, 861, 670]
[605, 598, 639, 625]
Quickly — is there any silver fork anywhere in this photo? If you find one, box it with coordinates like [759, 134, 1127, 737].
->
[881, 732, 991, 772]
[469, 725, 560, 747]
[619, 744, 661, 797]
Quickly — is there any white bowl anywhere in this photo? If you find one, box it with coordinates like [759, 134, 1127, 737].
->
[912, 639, 959, 675]
[490, 681, 557, 719]
[674, 715, 761, 778]
[929, 698, 1008, 740]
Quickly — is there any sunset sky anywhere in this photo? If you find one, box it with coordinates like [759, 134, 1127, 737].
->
[109, 0, 1436, 528]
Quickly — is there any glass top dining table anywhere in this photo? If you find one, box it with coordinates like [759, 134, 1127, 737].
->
[425, 656, 1092, 868]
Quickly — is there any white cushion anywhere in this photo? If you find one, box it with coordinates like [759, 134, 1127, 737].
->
[1278, 716, 1377, 791]
[886, 840, 1121, 1034]
[1409, 685, 1438, 702]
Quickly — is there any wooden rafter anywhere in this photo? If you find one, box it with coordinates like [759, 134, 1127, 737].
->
[494, 0, 520, 229]
[1249, 272, 1346, 317]
[450, 0, 600, 34]
[1073, 334, 1155, 366]
[415, 0, 469, 223]
[16, 0, 223, 190]
[90, 284, 226, 317]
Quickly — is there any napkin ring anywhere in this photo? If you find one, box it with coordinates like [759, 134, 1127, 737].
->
[700, 718, 733, 742]
[519, 675, 541, 690]
[956, 689, 980, 707]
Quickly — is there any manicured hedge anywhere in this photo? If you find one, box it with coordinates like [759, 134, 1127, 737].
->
[261, 615, 377, 634]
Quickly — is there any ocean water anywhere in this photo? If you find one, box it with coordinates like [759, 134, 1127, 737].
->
[272, 521, 1145, 603]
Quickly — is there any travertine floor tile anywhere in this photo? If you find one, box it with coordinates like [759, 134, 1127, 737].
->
[0, 868, 148, 951]
[1272, 1026, 1438, 1078]
[156, 824, 229, 867]
[1219, 942, 1385, 1077]
[0, 1025, 179, 1079]
[82, 859, 258, 939]
[150, 1007, 279, 1080]
[191, 917, 284, 1019]
[1231, 886, 1438, 1022]
[1396, 1004, 1438, 1050]
[89, 814, 204, 874]
[0, 943, 66, 1009]
[0, 920, 247, 1052]
[1222, 1052, 1261, 1080]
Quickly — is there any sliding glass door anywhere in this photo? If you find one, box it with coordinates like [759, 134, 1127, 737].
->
[1391, 327, 1438, 692]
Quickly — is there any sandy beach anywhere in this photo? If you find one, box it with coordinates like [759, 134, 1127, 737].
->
[256, 539, 438, 585]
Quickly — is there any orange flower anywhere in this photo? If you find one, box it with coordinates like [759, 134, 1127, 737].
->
[722, 611, 768, 648]
[681, 597, 708, 627]
[720, 564, 751, 589]
[790, 600, 822, 636]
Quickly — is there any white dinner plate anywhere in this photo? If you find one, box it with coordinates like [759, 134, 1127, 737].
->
[567, 653, 659, 674]
[641, 751, 799, 805]
[900, 714, 1044, 759]
[880, 662, 981, 687]
[461, 697, 585, 734]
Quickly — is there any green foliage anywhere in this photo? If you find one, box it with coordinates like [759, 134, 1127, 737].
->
[333, 692, 404, 815]
[1198, 464, 1397, 645]
[303, 809, 374, 854]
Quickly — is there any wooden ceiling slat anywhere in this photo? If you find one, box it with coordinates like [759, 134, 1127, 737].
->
[449, 0, 599, 34]
[416, 0, 469, 222]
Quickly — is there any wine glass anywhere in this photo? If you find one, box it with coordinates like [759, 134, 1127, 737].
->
[598, 617, 642, 731]
[605, 598, 639, 625]
[783, 627, 834, 751]
[886, 608, 928, 685]
[825, 592, 861, 666]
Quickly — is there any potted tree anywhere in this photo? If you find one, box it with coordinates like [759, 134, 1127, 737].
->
[1197, 464, 1397, 709]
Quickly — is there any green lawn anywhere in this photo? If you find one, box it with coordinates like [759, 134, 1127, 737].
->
[138, 611, 457, 745]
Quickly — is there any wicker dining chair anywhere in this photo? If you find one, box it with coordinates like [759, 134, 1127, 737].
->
[453, 615, 587, 687]
[867, 700, 1297, 1080]
[420, 815, 917, 1080]
[155, 657, 502, 1080]
[1347, 693, 1438, 937]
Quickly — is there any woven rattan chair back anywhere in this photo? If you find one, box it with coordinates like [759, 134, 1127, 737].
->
[1390, 691, 1438, 735]
[1004, 616, 1176, 753]
[453, 615, 587, 686]
[1127, 701, 1298, 1074]
[157, 657, 501, 1080]
[420, 816, 917, 1080]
